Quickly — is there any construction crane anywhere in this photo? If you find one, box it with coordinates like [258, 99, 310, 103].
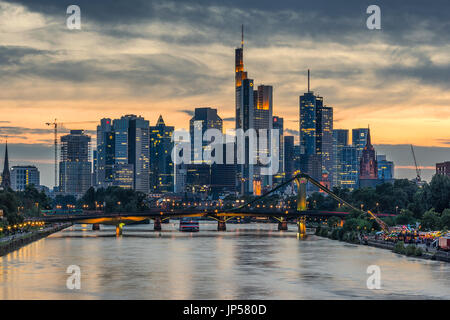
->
[410, 144, 422, 184]
[45, 119, 97, 189]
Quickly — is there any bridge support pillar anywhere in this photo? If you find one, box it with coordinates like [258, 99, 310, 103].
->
[217, 217, 226, 231]
[92, 223, 100, 231]
[154, 217, 162, 231]
[116, 223, 124, 236]
[294, 177, 308, 212]
[297, 216, 307, 239]
[278, 218, 288, 231]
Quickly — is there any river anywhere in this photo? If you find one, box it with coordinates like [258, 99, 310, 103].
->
[0, 222, 449, 299]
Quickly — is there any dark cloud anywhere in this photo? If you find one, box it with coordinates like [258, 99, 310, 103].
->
[179, 109, 194, 117]
[223, 117, 234, 122]
[284, 128, 298, 136]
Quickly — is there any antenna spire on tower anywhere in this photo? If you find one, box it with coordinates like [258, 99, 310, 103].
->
[241, 24, 244, 49]
[308, 69, 310, 92]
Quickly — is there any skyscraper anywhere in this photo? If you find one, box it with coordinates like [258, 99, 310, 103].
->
[1, 141, 10, 190]
[113, 115, 150, 193]
[59, 130, 92, 197]
[95, 118, 115, 188]
[235, 25, 255, 195]
[333, 129, 349, 187]
[284, 135, 295, 180]
[359, 127, 378, 188]
[377, 155, 394, 183]
[150, 115, 174, 193]
[190, 107, 223, 163]
[352, 128, 369, 160]
[340, 145, 359, 190]
[272, 116, 284, 186]
[299, 70, 334, 185]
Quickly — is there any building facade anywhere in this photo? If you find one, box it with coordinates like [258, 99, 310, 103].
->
[436, 161, 450, 177]
[59, 130, 92, 197]
[11, 165, 40, 191]
[150, 115, 174, 193]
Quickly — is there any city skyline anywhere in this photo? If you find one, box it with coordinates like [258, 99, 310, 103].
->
[0, 0, 449, 186]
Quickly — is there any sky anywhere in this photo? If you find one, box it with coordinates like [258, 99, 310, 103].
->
[0, 0, 449, 187]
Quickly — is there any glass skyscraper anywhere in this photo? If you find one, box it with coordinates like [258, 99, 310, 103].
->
[150, 115, 174, 193]
[59, 130, 92, 197]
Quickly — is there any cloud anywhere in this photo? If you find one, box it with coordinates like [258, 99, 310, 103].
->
[179, 109, 194, 117]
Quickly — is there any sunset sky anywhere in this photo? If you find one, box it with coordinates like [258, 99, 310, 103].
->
[0, 0, 449, 187]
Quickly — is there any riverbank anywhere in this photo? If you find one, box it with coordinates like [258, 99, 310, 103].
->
[315, 227, 450, 263]
[0, 223, 72, 257]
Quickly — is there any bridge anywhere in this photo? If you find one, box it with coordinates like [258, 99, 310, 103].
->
[34, 173, 392, 238]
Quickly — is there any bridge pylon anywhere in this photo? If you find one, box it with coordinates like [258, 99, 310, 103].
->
[116, 223, 124, 236]
[278, 217, 288, 231]
[92, 223, 100, 231]
[294, 175, 308, 212]
[297, 216, 307, 239]
[217, 216, 226, 231]
[154, 217, 162, 231]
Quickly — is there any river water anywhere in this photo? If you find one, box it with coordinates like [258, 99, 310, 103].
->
[0, 222, 449, 299]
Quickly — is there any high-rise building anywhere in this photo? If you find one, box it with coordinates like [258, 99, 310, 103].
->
[284, 136, 295, 180]
[272, 116, 284, 186]
[377, 155, 394, 183]
[113, 115, 150, 193]
[1, 141, 10, 190]
[59, 130, 92, 197]
[150, 115, 174, 193]
[436, 161, 450, 177]
[190, 107, 223, 163]
[11, 165, 40, 191]
[333, 129, 349, 187]
[359, 127, 378, 188]
[95, 118, 115, 188]
[352, 128, 369, 160]
[299, 70, 334, 187]
[235, 28, 255, 195]
[340, 145, 359, 190]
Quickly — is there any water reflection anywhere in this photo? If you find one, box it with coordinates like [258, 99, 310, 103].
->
[0, 223, 449, 299]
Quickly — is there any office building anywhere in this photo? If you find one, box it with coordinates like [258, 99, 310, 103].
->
[436, 161, 450, 177]
[95, 118, 115, 188]
[150, 115, 174, 193]
[333, 129, 349, 187]
[113, 115, 150, 193]
[284, 136, 295, 180]
[59, 130, 92, 197]
[11, 165, 40, 191]
[377, 155, 395, 183]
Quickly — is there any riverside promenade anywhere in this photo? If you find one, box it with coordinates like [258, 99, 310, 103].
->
[0, 223, 72, 257]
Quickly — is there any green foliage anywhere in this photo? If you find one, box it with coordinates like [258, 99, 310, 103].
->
[405, 244, 416, 256]
[441, 209, 450, 229]
[415, 247, 423, 257]
[393, 241, 406, 254]
[395, 209, 416, 225]
[79, 187, 149, 213]
[327, 216, 340, 228]
[421, 209, 441, 231]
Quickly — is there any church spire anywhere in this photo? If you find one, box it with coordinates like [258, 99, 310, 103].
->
[366, 125, 372, 147]
[1, 140, 11, 189]
[156, 115, 165, 126]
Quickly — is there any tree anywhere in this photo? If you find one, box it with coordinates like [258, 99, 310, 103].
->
[440, 209, 450, 230]
[428, 174, 450, 213]
[421, 209, 441, 231]
[395, 209, 416, 225]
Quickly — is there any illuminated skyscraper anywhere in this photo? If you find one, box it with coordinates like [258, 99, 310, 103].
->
[352, 128, 369, 160]
[113, 115, 150, 193]
[235, 25, 255, 195]
[299, 70, 334, 186]
[332, 129, 349, 187]
[272, 116, 284, 186]
[95, 118, 115, 188]
[59, 130, 91, 197]
[377, 155, 394, 183]
[150, 115, 174, 193]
